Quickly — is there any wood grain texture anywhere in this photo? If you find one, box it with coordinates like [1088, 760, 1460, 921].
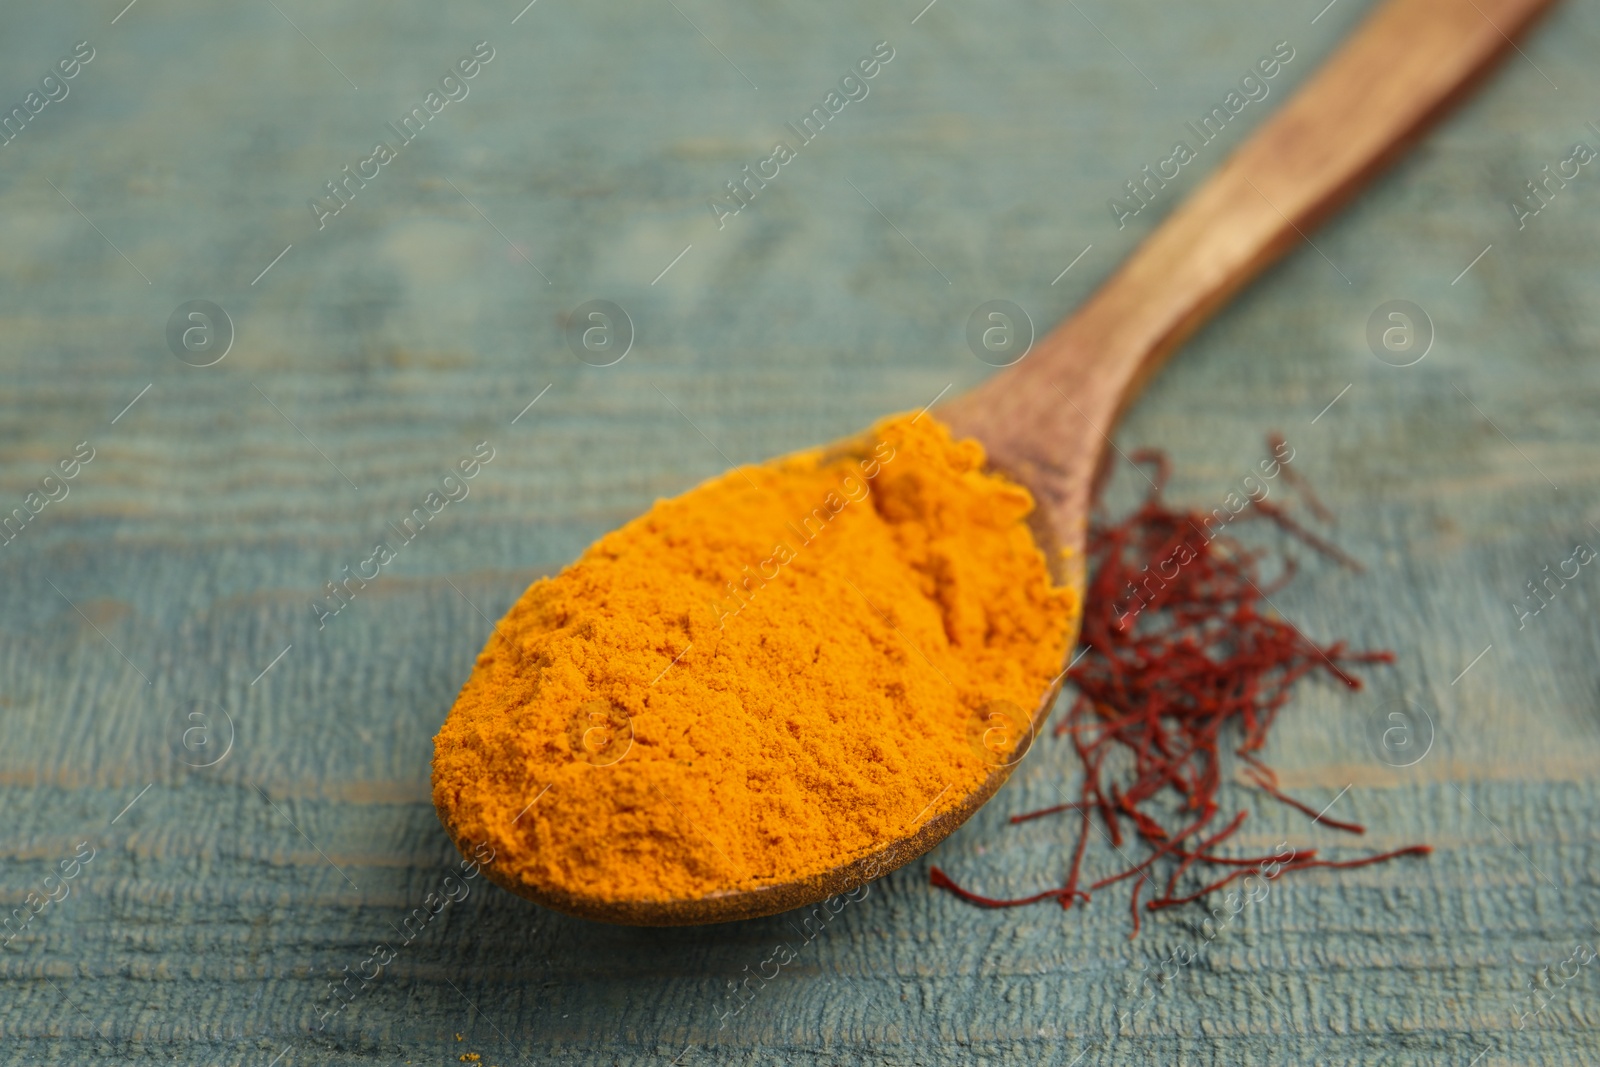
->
[1, 0, 1598, 1064]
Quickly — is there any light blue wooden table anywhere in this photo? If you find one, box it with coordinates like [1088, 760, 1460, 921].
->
[2, 0, 1597, 1063]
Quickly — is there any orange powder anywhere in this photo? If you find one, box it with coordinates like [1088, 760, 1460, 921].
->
[431, 413, 1077, 917]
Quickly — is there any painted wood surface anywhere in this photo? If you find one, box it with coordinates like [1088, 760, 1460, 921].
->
[1, 0, 1597, 1063]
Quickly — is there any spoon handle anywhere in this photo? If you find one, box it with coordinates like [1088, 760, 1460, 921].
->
[943, 0, 1555, 539]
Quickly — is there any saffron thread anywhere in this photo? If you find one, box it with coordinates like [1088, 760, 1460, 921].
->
[931, 439, 1429, 933]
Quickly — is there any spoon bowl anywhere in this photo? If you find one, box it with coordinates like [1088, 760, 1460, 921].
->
[476, 678, 1070, 925]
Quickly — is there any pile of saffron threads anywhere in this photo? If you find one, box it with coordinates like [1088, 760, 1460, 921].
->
[930, 439, 1430, 935]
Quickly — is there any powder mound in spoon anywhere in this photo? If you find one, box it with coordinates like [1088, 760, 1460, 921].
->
[431, 413, 1076, 913]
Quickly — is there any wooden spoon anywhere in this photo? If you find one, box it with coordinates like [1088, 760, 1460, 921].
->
[485, 0, 1554, 924]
